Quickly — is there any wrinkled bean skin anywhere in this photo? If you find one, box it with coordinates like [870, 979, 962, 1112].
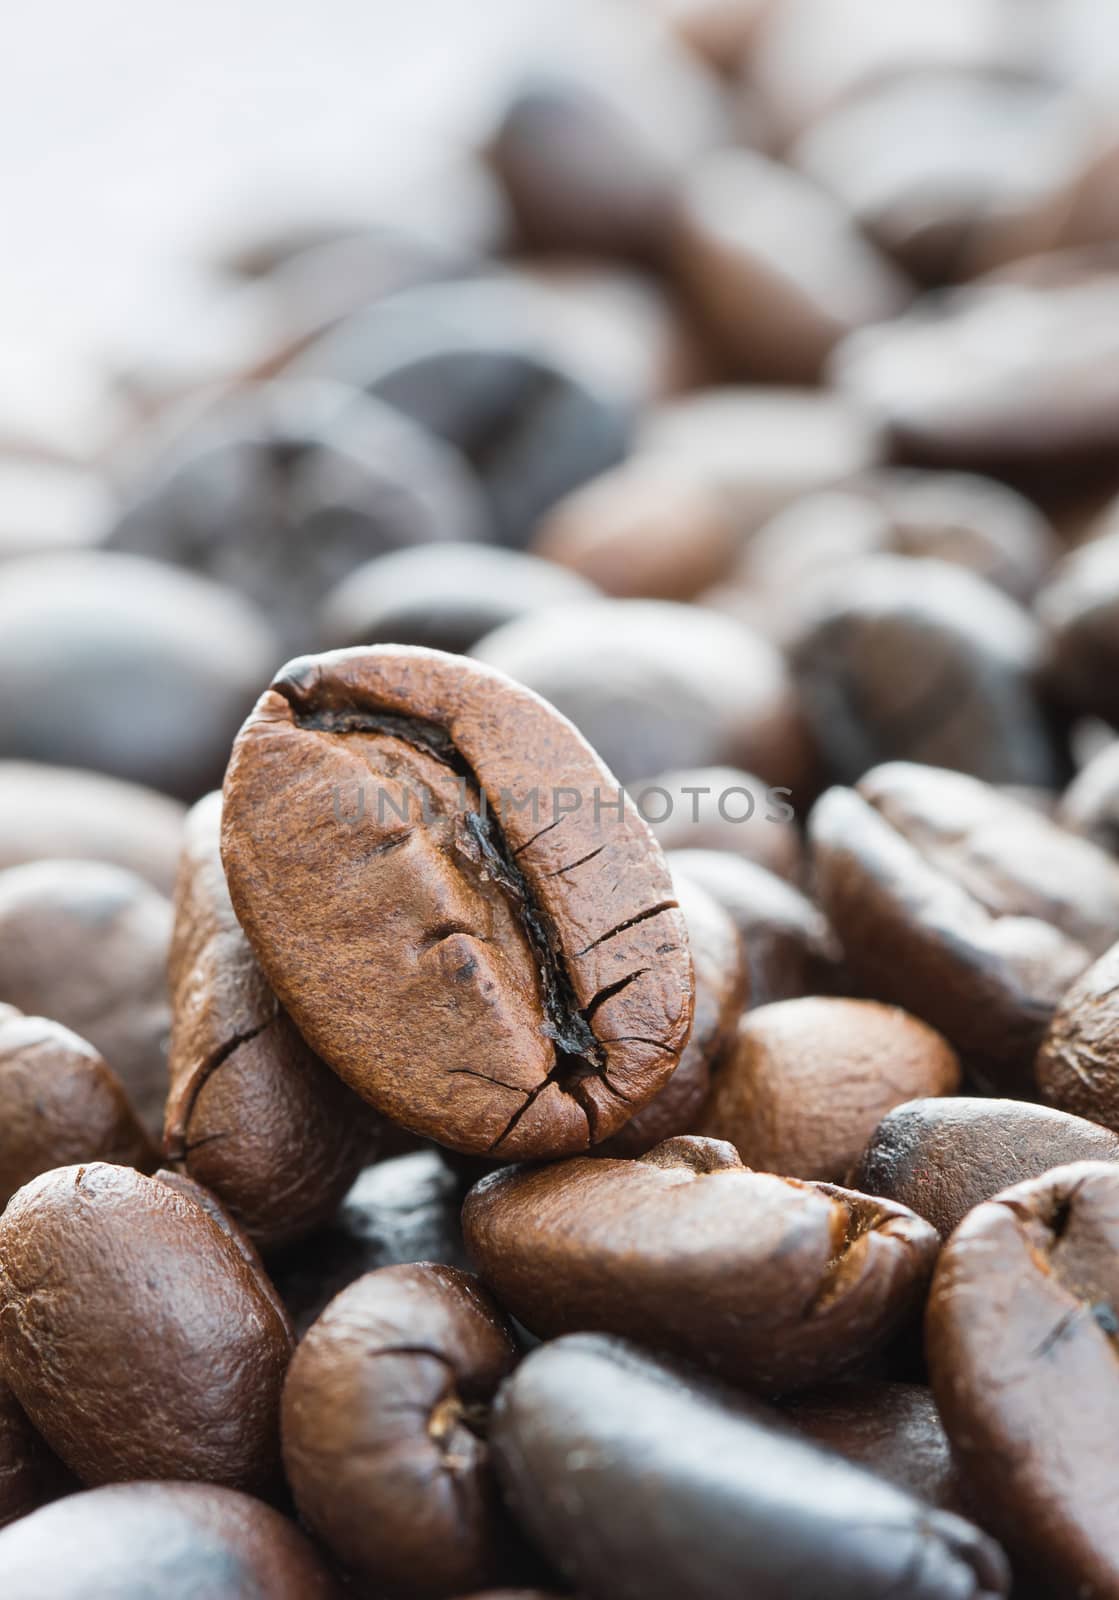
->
[1037, 941, 1119, 1136]
[283, 1263, 520, 1597]
[463, 1136, 938, 1393]
[491, 1334, 1010, 1600]
[853, 1097, 1119, 1240]
[165, 792, 380, 1247]
[0, 1482, 340, 1599]
[927, 1163, 1119, 1597]
[0, 1164, 293, 1493]
[221, 646, 694, 1159]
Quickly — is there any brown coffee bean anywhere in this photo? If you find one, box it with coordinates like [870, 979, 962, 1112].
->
[1037, 941, 1119, 1135]
[222, 647, 694, 1159]
[1038, 529, 1119, 726]
[0, 1381, 42, 1531]
[1060, 739, 1119, 855]
[0, 1009, 155, 1209]
[700, 998, 960, 1184]
[667, 849, 844, 1007]
[810, 785, 1091, 1090]
[853, 1097, 1119, 1240]
[0, 859, 172, 1138]
[597, 875, 747, 1157]
[672, 149, 909, 383]
[283, 1263, 520, 1597]
[165, 792, 381, 1247]
[0, 1163, 293, 1492]
[0, 1481, 339, 1599]
[0, 762, 185, 894]
[464, 1135, 938, 1393]
[638, 765, 802, 879]
[927, 1162, 1119, 1595]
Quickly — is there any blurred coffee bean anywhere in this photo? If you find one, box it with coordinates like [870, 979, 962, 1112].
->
[655, 0, 770, 74]
[533, 461, 739, 601]
[492, 1335, 1010, 1600]
[637, 764, 801, 878]
[473, 599, 812, 789]
[791, 557, 1063, 788]
[0, 762, 185, 893]
[701, 998, 960, 1184]
[637, 386, 883, 534]
[597, 875, 747, 1157]
[0, 551, 277, 798]
[927, 1162, 1119, 1596]
[292, 279, 631, 546]
[853, 1096, 1119, 1240]
[669, 848, 843, 1007]
[784, 1381, 964, 1514]
[283, 1263, 521, 1598]
[0, 859, 171, 1138]
[0, 1481, 339, 1599]
[0, 458, 113, 561]
[1060, 739, 1119, 854]
[1038, 529, 1119, 724]
[0, 1009, 155, 1209]
[792, 75, 1093, 284]
[809, 786, 1092, 1093]
[1037, 941, 1119, 1137]
[270, 1153, 470, 1339]
[858, 762, 1119, 956]
[672, 149, 909, 383]
[318, 543, 597, 655]
[465, 1136, 938, 1393]
[109, 381, 486, 653]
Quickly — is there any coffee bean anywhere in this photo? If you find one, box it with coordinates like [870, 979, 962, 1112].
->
[0, 1009, 155, 1210]
[0, 1381, 44, 1531]
[473, 600, 812, 791]
[1037, 940, 1119, 1135]
[0, 859, 172, 1138]
[164, 792, 381, 1248]
[318, 543, 598, 656]
[672, 149, 910, 383]
[0, 762, 186, 894]
[927, 1162, 1119, 1595]
[700, 998, 960, 1184]
[283, 1262, 520, 1597]
[852, 1097, 1119, 1239]
[1038, 529, 1119, 726]
[0, 1481, 339, 1599]
[464, 1135, 938, 1392]
[0, 1163, 292, 1492]
[221, 646, 693, 1158]
[638, 765, 801, 878]
[491, 1334, 1010, 1600]
[109, 381, 488, 654]
[792, 557, 1063, 788]
[810, 785, 1091, 1091]
[655, 0, 769, 74]
[1060, 739, 1119, 855]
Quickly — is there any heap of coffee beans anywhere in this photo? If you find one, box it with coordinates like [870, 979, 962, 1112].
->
[9, 1, 1119, 1595]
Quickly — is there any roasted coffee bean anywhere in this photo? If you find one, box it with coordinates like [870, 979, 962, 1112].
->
[532, 461, 738, 603]
[271, 1152, 470, 1338]
[700, 998, 960, 1184]
[810, 786, 1091, 1091]
[0, 1008, 155, 1209]
[464, 1135, 938, 1392]
[318, 543, 598, 656]
[0, 858, 172, 1137]
[474, 600, 812, 790]
[672, 149, 909, 383]
[0, 552, 277, 799]
[165, 792, 381, 1247]
[656, 0, 769, 73]
[222, 646, 694, 1158]
[784, 1380, 964, 1514]
[638, 765, 801, 879]
[667, 849, 843, 1007]
[1038, 529, 1119, 726]
[857, 762, 1119, 956]
[0, 1163, 292, 1492]
[853, 1096, 1119, 1240]
[0, 762, 185, 894]
[927, 1162, 1119, 1596]
[0, 1481, 339, 1599]
[109, 382, 487, 654]
[492, 1334, 1010, 1600]
[791, 557, 1062, 789]
[1060, 739, 1119, 855]
[292, 280, 631, 546]
[283, 1263, 520, 1597]
[1037, 940, 1119, 1136]
[0, 1380, 44, 1531]
[597, 875, 747, 1157]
